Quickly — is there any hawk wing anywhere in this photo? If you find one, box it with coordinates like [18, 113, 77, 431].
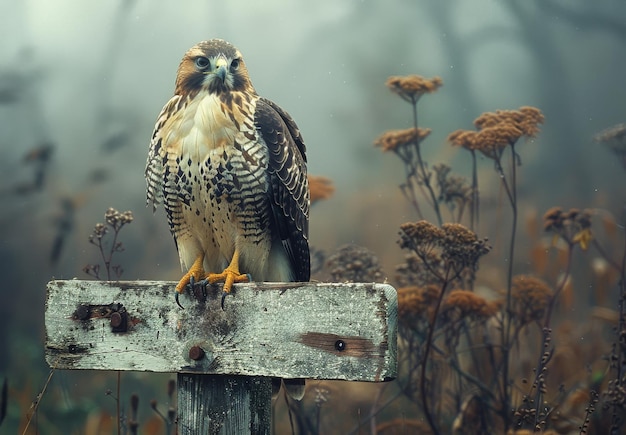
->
[145, 95, 187, 249]
[255, 97, 310, 282]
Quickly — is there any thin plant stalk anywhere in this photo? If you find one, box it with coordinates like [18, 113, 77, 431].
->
[420, 264, 452, 435]
[410, 98, 443, 226]
[494, 142, 519, 432]
[470, 149, 479, 231]
[532, 245, 574, 428]
[22, 370, 55, 435]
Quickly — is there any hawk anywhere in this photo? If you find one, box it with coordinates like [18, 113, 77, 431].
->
[146, 39, 310, 307]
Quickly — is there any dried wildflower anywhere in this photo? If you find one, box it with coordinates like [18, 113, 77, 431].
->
[448, 129, 478, 151]
[543, 206, 594, 250]
[542, 206, 564, 231]
[308, 175, 335, 204]
[397, 221, 489, 291]
[468, 107, 544, 160]
[440, 223, 491, 270]
[85, 207, 134, 280]
[105, 207, 134, 231]
[377, 74, 444, 223]
[433, 164, 472, 214]
[473, 124, 523, 159]
[374, 127, 432, 153]
[397, 285, 441, 324]
[510, 275, 553, 325]
[594, 123, 626, 169]
[386, 75, 443, 103]
[395, 251, 446, 287]
[88, 223, 108, 244]
[517, 106, 545, 137]
[440, 289, 499, 323]
[398, 220, 444, 253]
[326, 244, 385, 283]
[474, 107, 545, 138]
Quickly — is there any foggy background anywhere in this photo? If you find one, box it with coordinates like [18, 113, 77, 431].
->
[1, 0, 625, 431]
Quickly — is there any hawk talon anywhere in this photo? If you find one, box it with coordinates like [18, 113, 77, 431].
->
[221, 291, 228, 311]
[186, 276, 211, 300]
[175, 291, 184, 309]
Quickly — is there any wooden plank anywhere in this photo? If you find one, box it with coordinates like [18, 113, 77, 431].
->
[45, 280, 397, 381]
[177, 374, 271, 435]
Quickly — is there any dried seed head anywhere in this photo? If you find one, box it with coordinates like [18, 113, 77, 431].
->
[385, 75, 443, 103]
[374, 127, 432, 153]
[308, 175, 335, 204]
[441, 289, 499, 323]
[326, 244, 385, 283]
[509, 275, 553, 325]
[448, 129, 478, 151]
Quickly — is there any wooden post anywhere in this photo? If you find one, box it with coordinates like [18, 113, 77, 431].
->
[45, 280, 397, 433]
[177, 374, 272, 434]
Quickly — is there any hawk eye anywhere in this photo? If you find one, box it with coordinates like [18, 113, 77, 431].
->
[230, 58, 241, 70]
[195, 57, 210, 69]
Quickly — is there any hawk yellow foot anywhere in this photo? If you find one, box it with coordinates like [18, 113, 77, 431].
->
[205, 249, 250, 309]
[174, 254, 206, 308]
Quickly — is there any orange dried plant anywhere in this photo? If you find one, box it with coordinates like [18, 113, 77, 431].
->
[374, 127, 432, 153]
[386, 75, 443, 103]
[308, 175, 335, 205]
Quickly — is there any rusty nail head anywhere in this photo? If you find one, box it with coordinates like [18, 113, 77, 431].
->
[75, 304, 90, 320]
[110, 312, 123, 328]
[189, 345, 205, 361]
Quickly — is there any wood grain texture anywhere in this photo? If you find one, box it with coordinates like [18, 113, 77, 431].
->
[45, 280, 397, 381]
[177, 374, 271, 435]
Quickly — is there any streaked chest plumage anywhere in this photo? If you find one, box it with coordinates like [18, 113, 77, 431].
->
[163, 91, 271, 245]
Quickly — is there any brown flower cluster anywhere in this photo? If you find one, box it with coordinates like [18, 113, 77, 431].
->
[374, 127, 432, 153]
[399, 220, 444, 254]
[448, 129, 478, 150]
[433, 164, 472, 213]
[440, 289, 499, 324]
[104, 207, 134, 231]
[84, 207, 134, 280]
[89, 222, 108, 243]
[397, 284, 441, 325]
[308, 175, 335, 205]
[448, 106, 544, 159]
[440, 223, 491, 270]
[326, 244, 385, 283]
[386, 75, 443, 103]
[594, 123, 626, 169]
[543, 207, 593, 250]
[510, 275, 553, 326]
[395, 252, 446, 287]
[397, 221, 491, 287]
[473, 106, 545, 137]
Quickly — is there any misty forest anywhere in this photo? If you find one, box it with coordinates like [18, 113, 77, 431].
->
[2, 0, 626, 434]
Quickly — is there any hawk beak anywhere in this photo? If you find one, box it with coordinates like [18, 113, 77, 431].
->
[215, 57, 228, 82]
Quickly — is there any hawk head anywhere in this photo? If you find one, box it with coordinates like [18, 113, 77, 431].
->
[174, 39, 255, 98]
